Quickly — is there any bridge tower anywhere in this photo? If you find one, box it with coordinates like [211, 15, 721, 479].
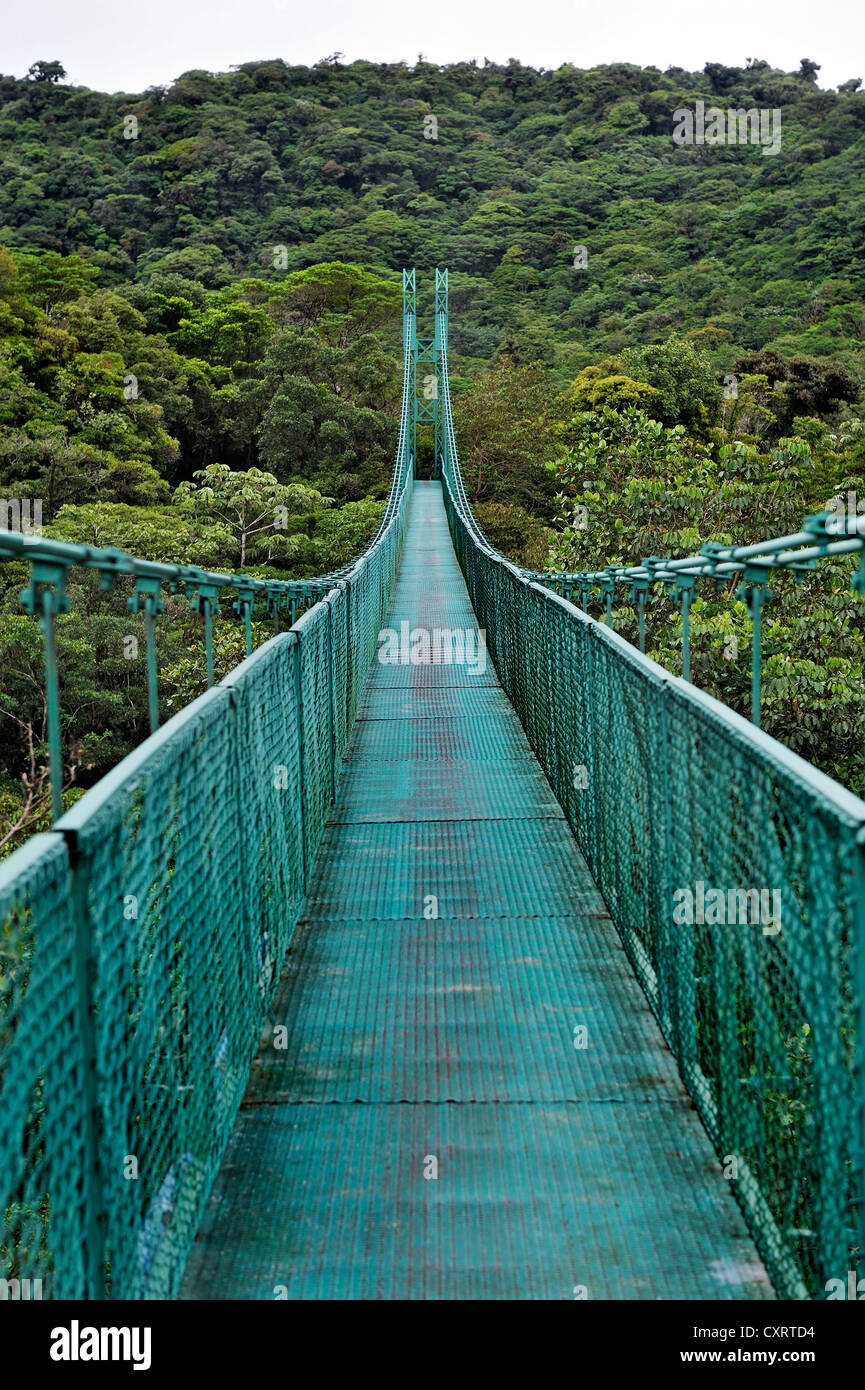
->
[404, 267, 448, 479]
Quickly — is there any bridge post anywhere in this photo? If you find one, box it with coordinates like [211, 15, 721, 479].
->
[737, 565, 772, 726]
[233, 582, 256, 659]
[402, 268, 448, 480]
[130, 577, 163, 733]
[856, 828, 865, 1286]
[20, 559, 71, 821]
[65, 831, 108, 1298]
[434, 269, 448, 479]
[667, 576, 697, 683]
[325, 596, 336, 805]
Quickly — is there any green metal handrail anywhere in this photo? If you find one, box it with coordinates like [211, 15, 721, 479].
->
[0, 272, 416, 1299]
[534, 504, 865, 730]
[432, 265, 865, 1301]
[0, 276, 415, 821]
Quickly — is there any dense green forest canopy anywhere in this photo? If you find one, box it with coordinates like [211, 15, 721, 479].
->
[1, 54, 865, 842]
[1, 55, 864, 373]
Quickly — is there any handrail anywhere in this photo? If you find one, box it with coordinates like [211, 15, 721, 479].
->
[0, 285, 416, 819]
[433, 265, 865, 1302]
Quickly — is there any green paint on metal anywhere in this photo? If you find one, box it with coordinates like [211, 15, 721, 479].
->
[181, 480, 774, 1302]
[0, 269, 863, 1304]
[738, 567, 772, 727]
[435, 271, 865, 1299]
[130, 576, 163, 735]
[0, 279, 416, 1297]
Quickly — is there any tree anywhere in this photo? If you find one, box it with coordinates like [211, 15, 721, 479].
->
[167, 301, 272, 370]
[619, 337, 722, 435]
[256, 327, 396, 491]
[269, 263, 401, 348]
[732, 350, 860, 435]
[44, 502, 230, 565]
[453, 360, 566, 512]
[173, 463, 328, 566]
[27, 61, 66, 83]
[569, 364, 659, 415]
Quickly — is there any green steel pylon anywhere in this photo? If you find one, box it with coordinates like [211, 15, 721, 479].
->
[405, 266, 447, 478]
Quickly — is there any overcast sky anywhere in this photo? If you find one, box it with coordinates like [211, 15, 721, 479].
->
[4, 0, 864, 94]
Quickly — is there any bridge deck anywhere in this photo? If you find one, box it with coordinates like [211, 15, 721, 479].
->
[181, 482, 772, 1300]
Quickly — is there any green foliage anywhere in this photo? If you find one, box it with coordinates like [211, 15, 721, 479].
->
[1, 53, 865, 831]
[1, 56, 863, 376]
[453, 360, 566, 512]
[271, 262, 401, 346]
[474, 501, 554, 569]
[619, 337, 723, 434]
[256, 326, 397, 495]
[173, 463, 329, 566]
[569, 365, 659, 415]
[43, 502, 231, 565]
[553, 402, 863, 791]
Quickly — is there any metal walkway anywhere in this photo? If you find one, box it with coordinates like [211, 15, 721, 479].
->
[180, 483, 771, 1301]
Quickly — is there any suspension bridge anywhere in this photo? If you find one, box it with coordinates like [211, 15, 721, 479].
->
[1, 270, 863, 1302]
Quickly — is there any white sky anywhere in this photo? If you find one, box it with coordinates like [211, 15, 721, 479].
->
[2, 0, 864, 93]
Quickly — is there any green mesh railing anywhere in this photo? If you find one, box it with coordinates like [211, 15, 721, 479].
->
[435, 272, 865, 1300]
[3, 266, 865, 1302]
[0, 289, 415, 1299]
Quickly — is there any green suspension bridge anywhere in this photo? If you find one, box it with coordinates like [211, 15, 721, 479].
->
[1, 270, 864, 1301]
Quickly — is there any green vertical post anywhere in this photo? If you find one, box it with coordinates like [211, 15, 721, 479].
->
[42, 588, 64, 821]
[193, 583, 220, 689]
[20, 560, 70, 822]
[434, 268, 448, 477]
[293, 634, 307, 886]
[130, 577, 162, 736]
[632, 580, 649, 654]
[856, 826, 865, 1287]
[68, 835, 107, 1298]
[739, 567, 771, 728]
[672, 578, 696, 684]
[750, 592, 762, 726]
[681, 588, 691, 683]
[143, 600, 159, 733]
[204, 602, 214, 687]
[326, 599, 336, 803]
[600, 573, 615, 628]
[234, 584, 255, 659]
[404, 268, 418, 467]
[851, 549, 865, 775]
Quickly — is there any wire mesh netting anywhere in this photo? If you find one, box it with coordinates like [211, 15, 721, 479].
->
[0, 835, 90, 1299]
[0, 313, 414, 1300]
[2, 267, 863, 1303]
[438, 301, 865, 1300]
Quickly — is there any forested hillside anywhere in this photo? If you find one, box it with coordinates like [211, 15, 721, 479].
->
[2, 56, 865, 371]
[1, 54, 865, 843]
